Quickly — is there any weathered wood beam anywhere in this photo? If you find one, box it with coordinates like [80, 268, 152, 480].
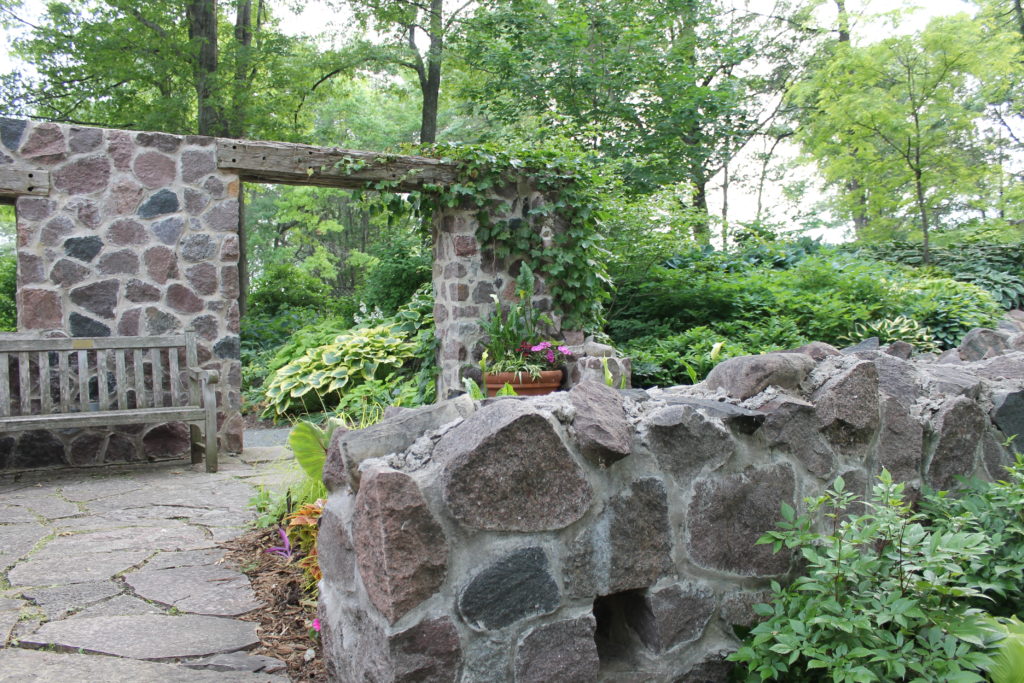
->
[0, 167, 49, 197]
[216, 138, 459, 190]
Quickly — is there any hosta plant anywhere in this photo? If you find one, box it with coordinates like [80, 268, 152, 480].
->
[840, 315, 940, 353]
[263, 323, 415, 416]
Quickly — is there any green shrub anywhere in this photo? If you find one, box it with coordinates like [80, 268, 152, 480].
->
[921, 453, 1024, 619]
[0, 251, 16, 331]
[855, 240, 1024, 310]
[248, 262, 343, 318]
[356, 236, 431, 315]
[839, 315, 940, 353]
[894, 278, 1002, 350]
[261, 284, 437, 419]
[730, 471, 1004, 682]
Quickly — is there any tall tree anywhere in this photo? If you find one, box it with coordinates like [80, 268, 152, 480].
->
[793, 15, 993, 261]
[328, 0, 474, 143]
[2, 0, 315, 140]
[453, 0, 817, 240]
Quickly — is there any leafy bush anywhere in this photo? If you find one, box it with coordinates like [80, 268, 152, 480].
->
[261, 284, 437, 420]
[356, 236, 431, 315]
[609, 247, 1001, 378]
[730, 471, 1004, 682]
[247, 262, 347, 318]
[856, 240, 1024, 310]
[263, 323, 416, 417]
[0, 252, 16, 331]
[921, 453, 1024, 620]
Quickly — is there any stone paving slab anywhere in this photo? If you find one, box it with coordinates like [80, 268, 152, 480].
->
[20, 581, 121, 620]
[0, 430, 301, 678]
[0, 649, 288, 682]
[0, 522, 50, 570]
[126, 564, 262, 617]
[144, 548, 226, 570]
[8, 550, 152, 587]
[33, 523, 216, 558]
[70, 594, 164, 619]
[20, 614, 260, 660]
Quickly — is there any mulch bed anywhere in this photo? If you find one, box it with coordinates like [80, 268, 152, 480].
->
[222, 527, 327, 682]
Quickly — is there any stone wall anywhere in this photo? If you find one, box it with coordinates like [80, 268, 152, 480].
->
[2, 118, 243, 465]
[318, 326, 1024, 681]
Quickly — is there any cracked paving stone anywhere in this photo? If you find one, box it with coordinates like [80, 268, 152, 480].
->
[0, 504, 40, 524]
[8, 550, 152, 587]
[33, 524, 216, 558]
[0, 649, 288, 681]
[58, 477, 145, 503]
[126, 565, 262, 617]
[19, 581, 121, 620]
[0, 523, 51, 571]
[144, 548, 226, 570]
[70, 594, 165, 619]
[20, 614, 259, 660]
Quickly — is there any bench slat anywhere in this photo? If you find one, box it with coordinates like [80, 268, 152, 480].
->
[97, 349, 110, 411]
[114, 350, 127, 410]
[39, 351, 52, 414]
[0, 406, 206, 432]
[77, 349, 89, 410]
[58, 351, 69, 413]
[151, 347, 164, 408]
[0, 353, 9, 417]
[169, 347, 181, 407]
[0, 336, 188, 352]
[132, 349, 145, 409]
[18, 351, 30, 415]
[186, 330, 200, 407]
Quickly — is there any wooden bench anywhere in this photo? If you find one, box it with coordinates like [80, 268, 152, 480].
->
[0, 331, 220, 472]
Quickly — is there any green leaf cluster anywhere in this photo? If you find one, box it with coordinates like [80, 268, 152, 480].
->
[731, 471, 1008, 682]
[419, 141, 612, 331]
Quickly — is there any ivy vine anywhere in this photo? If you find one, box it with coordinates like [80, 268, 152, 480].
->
[334, 143, 611, 331]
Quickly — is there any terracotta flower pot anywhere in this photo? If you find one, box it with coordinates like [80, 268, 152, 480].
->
[483, 369, 564, 397]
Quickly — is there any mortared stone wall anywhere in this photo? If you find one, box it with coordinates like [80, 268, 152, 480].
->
[317, 327, 1024, 681]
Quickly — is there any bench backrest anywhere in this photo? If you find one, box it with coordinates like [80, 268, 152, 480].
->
[0, 332, 199, 417]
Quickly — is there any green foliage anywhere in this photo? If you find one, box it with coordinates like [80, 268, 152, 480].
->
[478, 264, 551, 369]
[247, 262, 342, 319]
[287, 419, 346, 481]
[840, 316, 940, 353]
[921, 454, 1024, 620]
[986, 616, 1024, 683]
[262, 285, 436, 420]
[609, 245, 1001, 381]
[356, 236, 431, 315]
[730, 471, 1004, 682]
[857, 240, 1024, 310]
[0, 251, 16, 332]
[263, 322, 416, 417]
[421, 142, 611, 330]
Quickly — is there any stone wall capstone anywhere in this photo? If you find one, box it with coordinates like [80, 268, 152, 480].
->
[319, 322, 1024, 681]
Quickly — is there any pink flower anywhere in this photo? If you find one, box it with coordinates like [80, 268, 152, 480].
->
[557, 345, 572, 356]
[530, 341, 551, 352]
[546, 349, 555, 363]
[312, 618, 321, 632]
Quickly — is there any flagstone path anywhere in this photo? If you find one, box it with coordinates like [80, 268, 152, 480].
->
[0, 429, 299, 681]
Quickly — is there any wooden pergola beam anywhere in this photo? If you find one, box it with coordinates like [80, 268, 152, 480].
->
[216, 138, 459, 191]
[0, 167, 49, 198]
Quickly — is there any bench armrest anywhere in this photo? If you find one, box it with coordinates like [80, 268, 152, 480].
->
[188, 368, 220, 384]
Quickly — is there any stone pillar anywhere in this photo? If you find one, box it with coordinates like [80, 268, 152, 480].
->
[432, 180, 563, 398]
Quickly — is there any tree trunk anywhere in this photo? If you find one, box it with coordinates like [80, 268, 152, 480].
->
[230, 0, 254, 139]
[913, 167, 930, 265]
[835, 0, 851, 43]
[419, 0, 444, 143]
[186, 0, 220, 136]
[692, 182, 711, 243]
[1014, 0, 1024, 45]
